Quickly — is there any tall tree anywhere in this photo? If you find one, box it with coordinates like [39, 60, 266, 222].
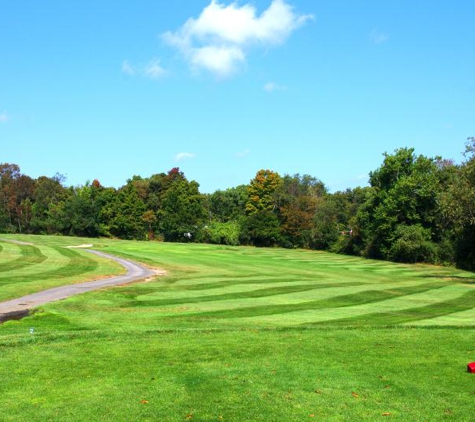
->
[60, 182, 103, 237]
[358, 148, 441, 262]
[108, 183, 146, 240]
[440, 138, 475, 269]
[0, 163, 35, 233]
[159, 175, 205, 242]
[244, 170, 283, 246]
[207, 185, 248, 223]
[246, 169, 282, 214]
[31, 174, 68, 234]
[276, 174, 326, 248]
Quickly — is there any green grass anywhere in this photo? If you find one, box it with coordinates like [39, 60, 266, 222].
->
[1, 234, 475, 421]
[0, 235, 124, 302]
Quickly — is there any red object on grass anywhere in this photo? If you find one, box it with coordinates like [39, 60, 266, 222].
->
[467, 362, 475, 373]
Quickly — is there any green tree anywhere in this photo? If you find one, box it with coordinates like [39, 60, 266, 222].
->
[310, 197, 340, 250]
[31, 174, 68, 234]
[61, 182, 103, 237]
[440, 138, 475, 269]
[108, 183, 146, 240]
[207, 185, 248, 223]
[358, 148, 441, 262]
[160, 176, 205, 242]
[242, 210, 281, 247]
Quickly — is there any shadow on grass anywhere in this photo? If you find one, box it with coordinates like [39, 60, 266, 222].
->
[0, 309, 29, 324]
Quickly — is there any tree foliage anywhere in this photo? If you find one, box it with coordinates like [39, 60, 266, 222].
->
[358, 148, 441, 260]
[246, 169, 282, 215]
[1, 139, 474, 270]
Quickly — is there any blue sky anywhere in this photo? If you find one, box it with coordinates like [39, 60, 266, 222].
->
[1, 0, 474, 192]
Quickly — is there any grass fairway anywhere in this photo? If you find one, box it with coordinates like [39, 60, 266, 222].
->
[0, 235, 124, 302]
[1, 235, 475, 421]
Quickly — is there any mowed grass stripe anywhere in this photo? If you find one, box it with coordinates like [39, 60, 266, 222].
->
[156, 281, 449, 319]
[0, 243, 47, 273]
[0, 247, 99, 285]
[172, 276, 349, 291]
[3, 236, 474, 331]
[308, 288, 475, 326]
[0, 245, 73, 282]
[405, 304, 475, 325]
[123, 282, 372, 308]
[0, 242, 123, 303]
[137, 276, 457, 316]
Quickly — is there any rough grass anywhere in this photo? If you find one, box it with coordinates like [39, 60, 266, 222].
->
[1, 234, 475, 421]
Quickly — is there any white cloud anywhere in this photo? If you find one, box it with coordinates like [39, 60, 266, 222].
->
[0, 112, 9, 123]
[175, 152, 196, 162]
[163, 0, 313, 77]
[144, 59, 166, 79]
[264, 81, 287, 92]
[235, 148, 250, 158]
[122, 60, 136, 76]
[190, 45, 245, 76]
[370, 29, 389, 45]
[122, 59, 166, 79]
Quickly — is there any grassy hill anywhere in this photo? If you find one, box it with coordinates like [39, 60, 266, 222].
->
[1, 235, 474, 421]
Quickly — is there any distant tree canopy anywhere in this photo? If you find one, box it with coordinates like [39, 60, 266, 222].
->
[1, 139, 474, 270]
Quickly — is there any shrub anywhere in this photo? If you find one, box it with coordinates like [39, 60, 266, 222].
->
[388, 225, 436, 263]
[202, 221, 241, 246]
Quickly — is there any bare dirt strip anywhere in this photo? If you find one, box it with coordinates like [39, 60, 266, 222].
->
[0, 249, 164, 323]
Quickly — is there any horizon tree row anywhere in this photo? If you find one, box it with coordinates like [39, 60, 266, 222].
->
[1, 139, 474, 270]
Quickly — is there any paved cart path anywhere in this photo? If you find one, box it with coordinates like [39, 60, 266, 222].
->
[0, 249, 162, 322]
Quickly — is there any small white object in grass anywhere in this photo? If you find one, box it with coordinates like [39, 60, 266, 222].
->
[66, 244, 94, 248]
[29, 328, 34, 334]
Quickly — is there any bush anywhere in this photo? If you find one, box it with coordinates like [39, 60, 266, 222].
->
[388, 225, 437, 263]
[202, 221, 241, 246]
[242, 211, 281, 247]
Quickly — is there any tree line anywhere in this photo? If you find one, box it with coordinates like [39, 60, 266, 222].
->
[1, 139, 474, 270]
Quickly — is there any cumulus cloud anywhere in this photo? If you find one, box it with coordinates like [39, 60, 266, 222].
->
[175, 152, 196, 162]
[370, 29, 389, 45]
[264, 81, 287, 92]
[163, 0, 313, 77]
[122, 58, 166, 79]
[0, 112, 9, 123]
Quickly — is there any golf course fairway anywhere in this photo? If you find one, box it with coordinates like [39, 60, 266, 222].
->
[1, 234, 474, 421]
